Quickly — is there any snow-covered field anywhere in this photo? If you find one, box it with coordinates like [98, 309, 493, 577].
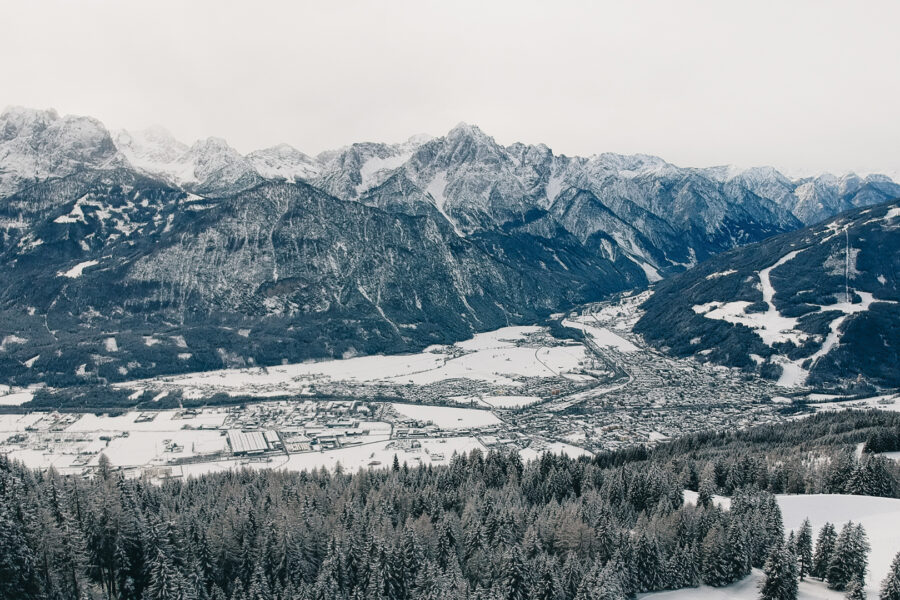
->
[683, 491, 900, 596]
[641, 570, 844, 599]
[176, 435, 487, 478]
[0, 408, 233, 473]
[115, 325, 590, 398]
[479, 395, 542, 409]
[391, 403, 501, 429]
[562, 318, 639, 352]
[809, 393, 900, 413]
[0, 388, 33, 406]
[519, 441, 592, 462]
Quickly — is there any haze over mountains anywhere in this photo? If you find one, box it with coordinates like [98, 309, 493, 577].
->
[1, 105, 898, 388]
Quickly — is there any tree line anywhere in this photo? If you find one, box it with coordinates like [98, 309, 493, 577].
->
[1, 409, 899, 599]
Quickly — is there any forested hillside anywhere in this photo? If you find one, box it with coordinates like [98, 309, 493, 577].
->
[636, 200, 900, 388]
[2, 410, 899, 600]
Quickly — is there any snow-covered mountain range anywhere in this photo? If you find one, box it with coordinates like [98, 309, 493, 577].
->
[1, 105, 898, 386]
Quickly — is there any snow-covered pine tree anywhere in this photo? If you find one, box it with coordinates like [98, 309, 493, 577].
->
[146, 548, 189, 600]
[828, 522, 856, 590]
[575, 559, 626, 600]
[795, 519, 813, 580]
[760, 542, 799, 600]
[500, 546, 528, 600]
[247, 562, 272, 600]
[828, 522, 870, 591]
[848, 524, 871, 587]
[698, 464, 716, 509]
[633, 532, 665, 592]
[813, 523, 838, 579]
[725, 521, 751, 582]
[667, 543, 699, 590]
[882, 551, 900, 600]
[846, 574, 866, 600]
[701, 524, 731, 587]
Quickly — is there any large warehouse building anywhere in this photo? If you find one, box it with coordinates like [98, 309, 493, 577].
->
[227, 430, 270, 455]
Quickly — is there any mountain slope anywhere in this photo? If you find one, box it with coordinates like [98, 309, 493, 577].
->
[635, 201, 900, 388]
[0, 173, 645, 386]
[2, 105, 899, 386]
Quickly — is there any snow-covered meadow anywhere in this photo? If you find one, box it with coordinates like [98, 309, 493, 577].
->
[682, 491, 900, 597]
[114, 325, 592, 399]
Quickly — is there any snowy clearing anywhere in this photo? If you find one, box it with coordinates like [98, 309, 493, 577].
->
[810, 393, 900, 413]
[519, 441, 592, 462]
[562, 318, 639, 352]
[0, 391, 33, 406]
[115, 324, 592, 397]
[57, 259, 99, 278]
[641, 569, 844, 599]
[479, 395, 542, 409]
[391, 403, 501, 429]
[684, 491, 900, 595]
[706, 269, 738, 280]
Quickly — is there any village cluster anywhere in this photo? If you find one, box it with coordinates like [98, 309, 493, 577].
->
[2, 293, 891, 481]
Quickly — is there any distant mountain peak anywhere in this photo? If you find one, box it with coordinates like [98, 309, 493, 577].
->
[446, 121, 492, 142]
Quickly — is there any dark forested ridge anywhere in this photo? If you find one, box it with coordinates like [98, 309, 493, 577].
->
[2, 410, 899, 600]
[636, 200, 900, 388]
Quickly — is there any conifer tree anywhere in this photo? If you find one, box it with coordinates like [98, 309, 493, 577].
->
[633, 532, 664, 592]
[500, 546, 528, 600]
[248, 562, 273, 600]
[668, 543, 699, 589]
[813, 523, 838, 579]
[726, 521, 752, 582]
[698, 467, 716, 509]
[760, 542, 799, 600]
[846, 574, 866, 600]
[881, 551, 900, 600]
[795, 519, 813, 580]
[576, 560, 625, 600]
[828, 522, 870, 591]
[147, 548, 188, 600]
[529, 555, 561, 600]
[231, 578, 248, 600]
[701, 525, 731, 587]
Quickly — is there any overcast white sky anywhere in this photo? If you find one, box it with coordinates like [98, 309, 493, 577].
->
[3, 0, 900, 175]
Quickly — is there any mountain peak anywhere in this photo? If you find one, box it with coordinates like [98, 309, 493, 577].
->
[246, 143, 320, 181]
[191, 136, 236, 153]
[406, 133, 434, 145]
[446, 121, 490, 141]
[1, 105, 59, 123]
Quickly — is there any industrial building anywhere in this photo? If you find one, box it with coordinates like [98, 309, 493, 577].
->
[227, 430, 269, 455]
